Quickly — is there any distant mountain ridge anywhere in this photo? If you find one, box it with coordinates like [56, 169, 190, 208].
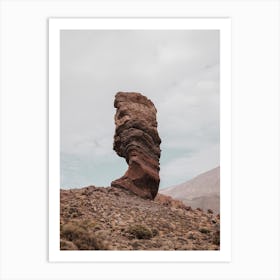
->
[160, 167, 220, 213]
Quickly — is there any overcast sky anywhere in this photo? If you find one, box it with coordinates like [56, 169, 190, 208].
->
[60, 30, 220, 189]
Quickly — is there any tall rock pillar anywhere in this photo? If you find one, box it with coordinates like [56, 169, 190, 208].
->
[111, 92, 161, 199]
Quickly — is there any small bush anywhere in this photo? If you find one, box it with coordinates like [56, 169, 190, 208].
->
[60, 221, 106, 250]
[60, 239, 77, 250]
[128, 224, 153, 240]
[151, 228, 159, 237]
[66, 206, 82, 218]
[199, 228, 210, 234]
[213, 230, 220, 245]
[187, 232, 196, 240]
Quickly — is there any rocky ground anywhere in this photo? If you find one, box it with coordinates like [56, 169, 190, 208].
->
[60, 186, 220, 250]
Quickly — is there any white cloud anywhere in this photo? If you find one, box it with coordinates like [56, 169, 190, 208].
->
[160, 143, 220, 188]
[60, 30, 220, 188]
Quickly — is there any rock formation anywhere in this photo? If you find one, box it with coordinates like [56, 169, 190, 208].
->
[111, 92, 161, 199]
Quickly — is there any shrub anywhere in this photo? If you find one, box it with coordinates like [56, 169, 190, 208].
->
[187, 232, 196, 240]
[199, 228, 210, 234]
[151, 228, 159, 237]
[60, 239, 77, 250]
[60, 221, 107, 250]
[213, 230, 220, 245]
[128, 224, 153, 239]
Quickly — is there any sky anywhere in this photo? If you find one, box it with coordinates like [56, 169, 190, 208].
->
[60, 30, 220, 189]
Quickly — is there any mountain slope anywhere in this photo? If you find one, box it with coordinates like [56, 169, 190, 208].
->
[60, 186, 220, 250]
[160, 167, 220, 213]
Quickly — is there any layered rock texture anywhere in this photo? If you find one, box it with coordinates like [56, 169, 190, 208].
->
[111, 92, 161, 199]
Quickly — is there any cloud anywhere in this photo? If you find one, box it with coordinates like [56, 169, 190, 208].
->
[160, 143, 220, 188]
[60, 30, 220, 189]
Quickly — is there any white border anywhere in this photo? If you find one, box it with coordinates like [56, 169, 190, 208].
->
[49, 18, 231, 262]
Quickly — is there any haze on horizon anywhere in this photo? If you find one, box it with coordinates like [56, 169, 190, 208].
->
[60, 30, 220, 189]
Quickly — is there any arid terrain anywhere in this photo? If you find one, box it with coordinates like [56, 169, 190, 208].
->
[60, 185, 220, 250]
[60, 93, 220, 251]
[161, 167, 220, 213]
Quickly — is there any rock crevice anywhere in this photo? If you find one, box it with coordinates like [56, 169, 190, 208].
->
[111, 92, 161, 199]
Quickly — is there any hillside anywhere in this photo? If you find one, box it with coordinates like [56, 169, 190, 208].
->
[60, 186, 220, 250]
[160, 167, 220, 213]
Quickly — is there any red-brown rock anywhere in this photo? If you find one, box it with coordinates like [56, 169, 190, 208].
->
[111, 92, 161, 199]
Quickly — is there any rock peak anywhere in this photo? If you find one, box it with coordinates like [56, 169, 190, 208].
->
[111, 92, 161, 199]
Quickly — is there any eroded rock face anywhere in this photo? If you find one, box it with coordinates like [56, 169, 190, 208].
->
[111, 92, 161, 199]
